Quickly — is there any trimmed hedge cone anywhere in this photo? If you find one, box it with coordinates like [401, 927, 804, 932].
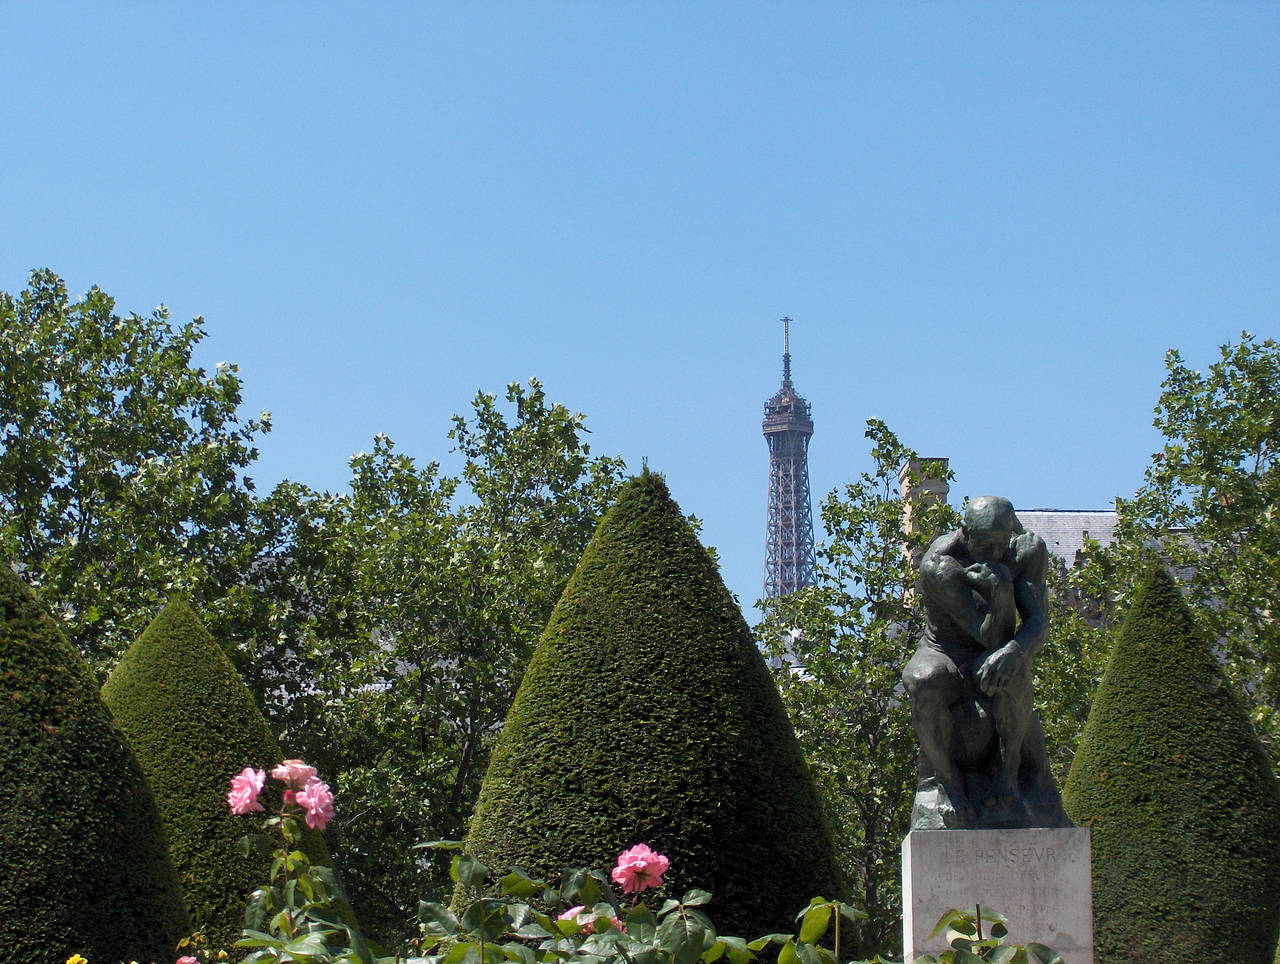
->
[0, 566, 190, 963]
[102, 599, 346, 951]
[463, 469, 843, 935]
[1063, 566, 1280, 963]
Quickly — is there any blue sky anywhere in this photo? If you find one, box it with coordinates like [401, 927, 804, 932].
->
[2, 3, 1277, 613]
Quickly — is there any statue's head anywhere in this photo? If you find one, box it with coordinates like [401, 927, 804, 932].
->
[962, 496, 1022, 562]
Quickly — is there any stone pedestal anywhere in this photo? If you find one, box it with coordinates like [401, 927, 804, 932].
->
[902, 828, 1092, 963]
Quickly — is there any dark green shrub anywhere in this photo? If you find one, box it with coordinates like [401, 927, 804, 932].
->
[0, 566, 190, 963]
[463, 470, 842, 935]
[102, 599, 345, 951]
[1063, 566, 1280, 963]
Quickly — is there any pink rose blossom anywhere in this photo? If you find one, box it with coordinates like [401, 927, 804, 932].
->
[611, 843, 670, 894]
[558, 905, 593, 933]
[227, 767, 266, 815]
[177, 956, 200, 964]
[271, 758, 318, 789]
[294, 775, 336, 830]
[558, 906, 624, 935]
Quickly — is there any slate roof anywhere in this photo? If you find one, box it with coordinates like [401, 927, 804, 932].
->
[1016, 509, 1119, 569]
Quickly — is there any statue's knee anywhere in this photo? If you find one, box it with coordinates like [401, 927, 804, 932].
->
[902, 658, 932, 697]
[903, 656, 958, 703]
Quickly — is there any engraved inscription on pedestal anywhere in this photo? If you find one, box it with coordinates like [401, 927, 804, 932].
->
[902, 828, 1092, 964]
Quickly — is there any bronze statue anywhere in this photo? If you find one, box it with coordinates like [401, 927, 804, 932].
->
[902, 496, 1072, 830]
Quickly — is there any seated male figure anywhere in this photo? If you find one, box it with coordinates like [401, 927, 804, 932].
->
[902, 495, 1055, 829]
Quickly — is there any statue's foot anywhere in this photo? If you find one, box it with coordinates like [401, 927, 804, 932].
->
[984, 774, 1019, 811]
[936, 782, 977, 829]
[911, 779, 978, 831]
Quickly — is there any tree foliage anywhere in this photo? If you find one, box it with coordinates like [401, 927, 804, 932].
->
[0, 269, 268, 672]
[1034, 562, 1112, 783]
[756, 420, 958, 958]
[0, 271, 626, 941]
[1081, 333, 1280, 759]
[257, 381, 627, 942]
[1063, 566, 1280, 963]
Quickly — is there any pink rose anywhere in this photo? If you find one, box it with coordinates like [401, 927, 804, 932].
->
[271, 758, 318, 789]
[558, 905, 594, 933]
[557, 906, 624, 935]
[294, 775, 336, 830]
[177, 956, 200, 964]
[611, 843, 670, 894]
[227, 766, 266, 815]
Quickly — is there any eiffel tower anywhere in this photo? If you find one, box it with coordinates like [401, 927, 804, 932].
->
[762, 317, 816, 598]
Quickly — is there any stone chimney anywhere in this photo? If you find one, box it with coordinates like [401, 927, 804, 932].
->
[899, 457, 950, 568]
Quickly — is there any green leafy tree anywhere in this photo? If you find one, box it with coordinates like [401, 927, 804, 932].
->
[464, 469, 842, 937]
[1034, 561, 1112, 783]
[0, 565, 190, 963]
[1085, 333, 1280, 760]
[756, 420, 958, 957]
[1063, 566, 1280, 963]
[262, 382, 626, 942]
[0, 269, 268, 672]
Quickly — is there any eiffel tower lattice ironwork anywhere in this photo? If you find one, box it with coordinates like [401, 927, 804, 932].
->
[762, 317, 816, 598]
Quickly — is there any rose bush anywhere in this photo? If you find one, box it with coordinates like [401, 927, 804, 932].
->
[227, 762, 366, 963]
[914, 907, 1062, 964]
[218, 764, 1062, 964]
[60, 767, 1061, 964]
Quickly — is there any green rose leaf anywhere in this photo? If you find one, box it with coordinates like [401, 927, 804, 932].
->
[414, 839, 465, 851]
[500, 942, 537, 964]
[794, 941, 824, 964]
[417, 900, 461, 936]
[282, 932, 331, 957]
[1025, 944, 1063, 964]
[718, 935, 755, 964]
[461, 898, 513, 941]
[746, 934, 790, 952]
[659, 913, 710, 964]
[976, 906, 1006, 925]
[451, 853, 490, 888]
[798, 903, 831, 944]
[927, 909, 968, 941]
[244, 889, 268, 930]
[499, 869, 542, 899]
[627, 903, 659, 943]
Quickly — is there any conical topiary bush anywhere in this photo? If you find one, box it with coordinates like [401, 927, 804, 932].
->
[463, 469, 842, 935]
[0, 566, 190, 963]
[1063, 566, 1280, 963]
[102, 599, 346, 951]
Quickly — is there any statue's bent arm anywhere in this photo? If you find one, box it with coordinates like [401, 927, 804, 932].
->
[919, 537, 986, 644]
[1011, 533, 1050, 659]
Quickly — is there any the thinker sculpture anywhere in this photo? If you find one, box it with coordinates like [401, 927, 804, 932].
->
[902, 496, 1072, 831]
